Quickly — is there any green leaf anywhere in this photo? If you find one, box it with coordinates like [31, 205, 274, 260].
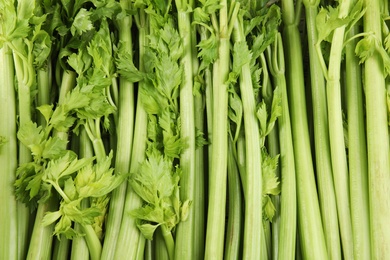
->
[130, 153, 175, 205]
[262, 152, 280, 196]
[180, 199, 192, 221]
[197, 32, 218, 71]
[267, 86, 282, 134]
[42, 210, 62, 226]
[71, 8, 94, 36]
[16, 0, 34, 22]
[76, 152, 127, 198]
[37, 104, 54, 124]
[316, 6, 348, 44]
[116, 45, 145, 83]
[195, 127, 208, 148]
[32, 30, 52, 68]
[42, 136, 68, 159]
[137, 222, 160, 240]
[17, 121, 45, 151]
[355, 35, 376, 64]
[155, 54, 182, 100]
[63, 178, 77, 201]
[263, 195, 276, 222]
[131, 205, 165, 224]
[256, 102, 268, 136]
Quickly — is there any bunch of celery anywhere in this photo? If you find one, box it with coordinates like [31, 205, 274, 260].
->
[1, 0, 390, 259]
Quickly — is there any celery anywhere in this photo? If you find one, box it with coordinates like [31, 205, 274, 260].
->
[281, 0, 328, 258]
[303, 1, 342, 258]
[362, 0, 390, 258]
[174, 0, 197, 257]
[345, 11, 371, 260]
[100, 2, 135, 258]
[268, 33, 297, 260]
[0, 41, 18, 260]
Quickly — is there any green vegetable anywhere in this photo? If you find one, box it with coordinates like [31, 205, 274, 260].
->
[2, 0, 389, 258]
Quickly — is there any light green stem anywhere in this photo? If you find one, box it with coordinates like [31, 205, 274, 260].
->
[114, 11, 148, 258]
[82, 224, 102, 260]
[268, 33, 297, 260]
[325, 1, 354, 258]
[233, 17, 263, 260]
[345, 16, 371, 260]
[363, 0, 390, 258]
[303, 3, 342, 259]
[204, 1, 230, 257]
[174, 6, 197, 260]
[161, 225, 175, 260]
[224, 140, 244, 259]
[101, 6, 135, 259]
[281, 0, 328, 258]
[0, 43, 18, 260]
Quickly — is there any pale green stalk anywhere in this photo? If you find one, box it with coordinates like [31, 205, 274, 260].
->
[363, 0, 390, 258]
[204, 0, 232, 257]
[192, 24, 206, 260]
[0, 42, 18, 260]
[145, 240, 153, 260]
[268, 33, 297, 260]
[13, 47, 33, 260]
[52, 238, 70, 260]
[322, 1, 354, 258]
[27, 70, 76, 260]
[71, 128, 93, 260]
[303, 1, 341, 259]
[155, 229, 169, 260]
[174, 0, 197, 257]
[224, 140, 244, 259]
[281, 0, 328, 258]
[113, 9, 148, 259]
[161, 224, 175, 260]
[232, 16, 262, 259]
[101, 3, 135, 258]
[82, 224, 102, 260]
[36, 64, 52, 126]
[345, 17, 370, 260]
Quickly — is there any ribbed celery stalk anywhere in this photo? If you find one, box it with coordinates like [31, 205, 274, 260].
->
[174, 0, 197, 257]
[100, 2, 135, 258]
[204, 0, 234, 257]
[232, 15, 263, 259]
[224, 139, 244, 259]
[323, 0, 354, 257]
[193, 29, 206, 260]
[113, 8, 148, 259]
[27, 70, 76, 260]
[303, 1, 341, 259]
[71, 128, 93, 260]
[345, 15, 371, 260]
[268, 33, 297, 260]
[281, 0, 328, 258]
[0, 42, 18, 260]
[363, 0, 390, 258]
[13, 43, 34, 260]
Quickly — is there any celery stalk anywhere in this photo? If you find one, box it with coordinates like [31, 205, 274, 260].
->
[268, 33, 297, 260]
[204, 0, 231, 257]
[323, 1, 354, 257]
[303, 2, 342, 259]
[281, 0, 328, 258]
[174, 0, 197, 257]
[363, 0, 390, 258]
[113, 9, 148, 259]
[100, 3, 135, 258]
[0, 41, 18, 260]
[345, 15, 371, 260]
